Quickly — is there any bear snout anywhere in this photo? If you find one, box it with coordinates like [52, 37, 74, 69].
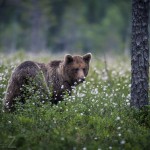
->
[78, 76, 85, 82]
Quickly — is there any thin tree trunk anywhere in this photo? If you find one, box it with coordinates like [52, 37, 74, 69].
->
[131, 0, 149, 108]
[29, 0, 47, 52]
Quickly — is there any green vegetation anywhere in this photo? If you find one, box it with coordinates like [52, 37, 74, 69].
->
[0, 52, 150, 150]
[0, 0, 131, 53]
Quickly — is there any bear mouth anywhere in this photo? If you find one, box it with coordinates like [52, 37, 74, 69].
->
[77, 78, 85, 84]
[78, 78, 85, 82]
[72, 78, 85, 85]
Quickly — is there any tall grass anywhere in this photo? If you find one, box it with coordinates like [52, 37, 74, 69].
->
[0, 52, 150, 150]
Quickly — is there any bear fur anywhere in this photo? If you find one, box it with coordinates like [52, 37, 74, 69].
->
[3, 53, 92, 112]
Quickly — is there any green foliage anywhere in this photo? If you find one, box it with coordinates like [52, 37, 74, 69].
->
[0, 0, 131, 53]
[0, 53, 150, 149]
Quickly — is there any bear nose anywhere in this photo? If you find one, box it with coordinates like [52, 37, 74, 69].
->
[79, 77, 85, 82]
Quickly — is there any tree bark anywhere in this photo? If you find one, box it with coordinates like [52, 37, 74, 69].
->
[131, 0, 149, 108]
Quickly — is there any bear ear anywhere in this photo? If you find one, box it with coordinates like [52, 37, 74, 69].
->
[64, 54, 73, 64]
[83, 53, 92, 63]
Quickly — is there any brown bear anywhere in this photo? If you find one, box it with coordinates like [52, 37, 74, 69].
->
[3, 53, 92, 112]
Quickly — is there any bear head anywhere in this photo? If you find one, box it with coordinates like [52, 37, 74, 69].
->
[62, 53, 92, 85]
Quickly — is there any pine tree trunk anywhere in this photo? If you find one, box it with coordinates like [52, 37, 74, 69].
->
[131, 0, 149, 108]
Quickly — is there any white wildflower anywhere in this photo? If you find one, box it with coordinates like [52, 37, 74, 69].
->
[120, 140, 126, 144]
[116, 116, 121, 121]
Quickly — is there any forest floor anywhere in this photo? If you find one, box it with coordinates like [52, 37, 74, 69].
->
[0, 52, 150, 150]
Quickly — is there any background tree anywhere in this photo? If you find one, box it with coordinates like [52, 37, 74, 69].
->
[0, 0, 131, 53]
[131, 0, 149, 108]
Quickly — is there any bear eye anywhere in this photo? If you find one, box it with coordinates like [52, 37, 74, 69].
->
[83, 68, 86, 72]
[73, 68, 79, 72]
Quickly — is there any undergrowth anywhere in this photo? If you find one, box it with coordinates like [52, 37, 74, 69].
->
[0, 52, 150, 150]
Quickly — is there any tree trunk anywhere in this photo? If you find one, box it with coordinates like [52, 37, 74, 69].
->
[131, 0, 149, 108]
[28, 0, 48, 52]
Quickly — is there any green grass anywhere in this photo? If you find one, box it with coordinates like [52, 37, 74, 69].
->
[0, 52, 150, 150]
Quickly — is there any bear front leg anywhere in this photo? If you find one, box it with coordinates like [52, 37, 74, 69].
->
[3, 78, 23, 112]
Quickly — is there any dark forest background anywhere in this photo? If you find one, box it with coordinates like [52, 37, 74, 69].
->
[0, 0, 131, 54]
